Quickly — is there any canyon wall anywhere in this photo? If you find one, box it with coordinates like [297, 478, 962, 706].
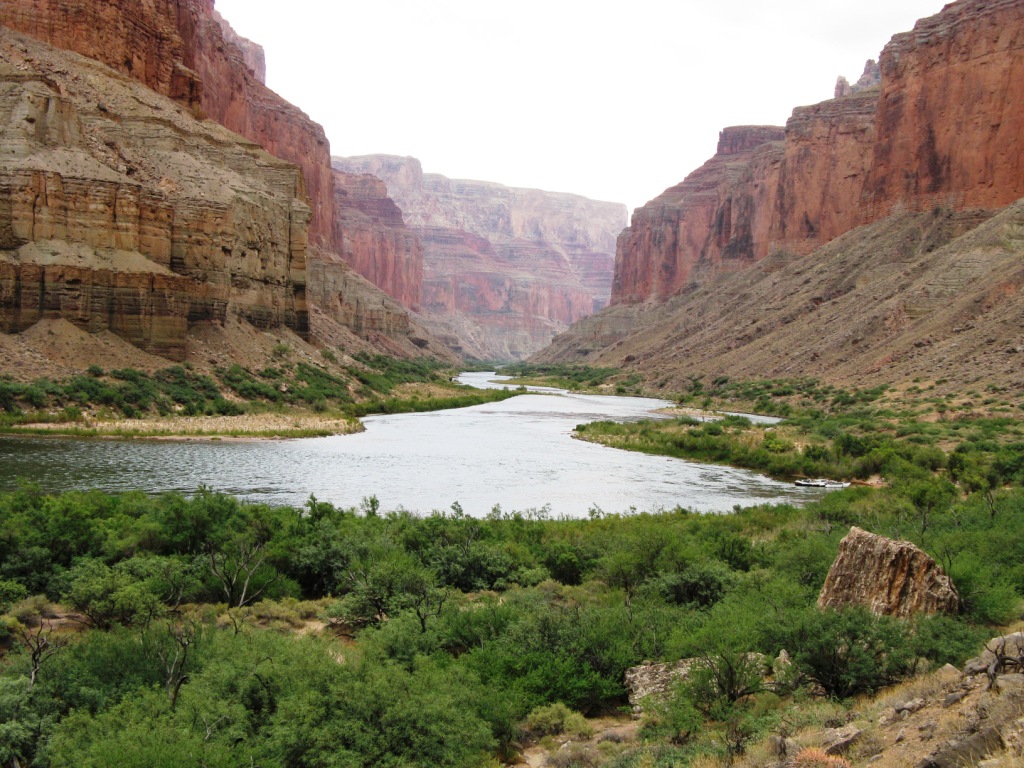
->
[612, 0, 1024, 306]
[334, 155, 626, 360]
[1, 0, 437, 363]
[331, 170, 423, 311]
[0, 30, 308, 359]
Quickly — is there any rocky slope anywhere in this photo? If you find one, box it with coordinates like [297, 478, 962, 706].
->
[542, 0, 1024, 393]
[334, 155, 626, 360]
[0, 0, 452, 372]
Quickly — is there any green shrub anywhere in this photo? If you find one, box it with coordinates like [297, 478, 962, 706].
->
[523, 701, 593, 738]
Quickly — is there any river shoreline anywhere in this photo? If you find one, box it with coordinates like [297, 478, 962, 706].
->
[0, 411, 365, 441]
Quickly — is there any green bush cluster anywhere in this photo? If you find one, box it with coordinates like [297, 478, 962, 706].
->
[0, 482, 1016, 766]
[497, 362, 620, 390]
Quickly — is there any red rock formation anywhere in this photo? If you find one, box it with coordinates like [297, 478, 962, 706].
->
[212, 9, 264, 83]
[613, 127, 785, 304]
[335, 155, 626, 360]
[0, 0, 333, 246]
[331, 169, 423, 310]
[863, 0, 1024, 219]
[0, 30, 309, 358]
[0, 0, 199, 105]
[611, 0, 1024, 307]
[818, 527, 960, 618]
[1, 0, 436, 358]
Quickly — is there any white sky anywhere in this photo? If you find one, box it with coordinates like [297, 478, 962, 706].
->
[214, 0, 948, 215]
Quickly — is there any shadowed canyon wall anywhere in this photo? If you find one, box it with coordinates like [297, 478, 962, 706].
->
[334, 155, 626, 360]
[613, 0, 1024, 307]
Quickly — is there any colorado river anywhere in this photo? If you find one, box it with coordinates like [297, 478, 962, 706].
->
[0, 372, 820, 516]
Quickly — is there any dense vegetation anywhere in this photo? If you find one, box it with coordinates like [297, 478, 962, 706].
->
[497, 362, 621, 391]
[0, 353, 519, 432]
[1, 471, 1021, 766]
[571, 377, 1024, 513]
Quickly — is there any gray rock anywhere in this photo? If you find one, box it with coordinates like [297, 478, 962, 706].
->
[823, 724, 862, 755]
[917, 726, 1005, 768]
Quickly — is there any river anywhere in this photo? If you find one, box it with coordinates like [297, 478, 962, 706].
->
[0, 372, 821, 516]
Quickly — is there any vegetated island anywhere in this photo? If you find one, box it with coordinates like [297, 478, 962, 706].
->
[502, 365, 1023, 491]
[0, 354, 523, 440]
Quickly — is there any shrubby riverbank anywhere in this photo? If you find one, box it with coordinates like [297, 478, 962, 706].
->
[0, 472, 1021, 766]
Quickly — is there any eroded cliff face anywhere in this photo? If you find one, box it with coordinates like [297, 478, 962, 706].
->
[611, 0, 1024, 307]
[613, 126, 785, 304]
[1, 0, 440, 364]
[0, 30, 308, 359]
[0, 0, 333, 244]
[331, 170, 423, 311]
[334, 155, 626, 360]
[863, 0, 1024, 219]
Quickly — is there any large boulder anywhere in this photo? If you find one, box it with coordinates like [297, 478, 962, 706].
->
[818, 527, 959, 618]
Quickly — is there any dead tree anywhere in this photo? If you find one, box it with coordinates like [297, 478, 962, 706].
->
[984, 637, 1024, 691]
[17, 620, 68, 690]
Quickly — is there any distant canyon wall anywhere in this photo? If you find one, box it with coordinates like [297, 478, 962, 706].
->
[613, 0, 1024, 306]
[334, 155, 626, 360]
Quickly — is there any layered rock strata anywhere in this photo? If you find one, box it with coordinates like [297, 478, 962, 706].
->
[611, 0, 1024, 307]
[331, 170, 423, 311]
[334, 155, 626, 360]
[818, 527, 960, 618]
[0, 31, 309, 359]
[2, 0, 439, 363]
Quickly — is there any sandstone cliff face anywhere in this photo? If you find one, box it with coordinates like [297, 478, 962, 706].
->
[334, 155, 626, 360]
[0, 30, 308, 359]
[1, 0, 438, 362]
[613, 126, 785, 304]
[331, 170, 423, 311]
[818, 527, 960, 618]
[863, 0, 1024, 219]
[610, 0, 1024, 307]
[0, 0, 332, 247]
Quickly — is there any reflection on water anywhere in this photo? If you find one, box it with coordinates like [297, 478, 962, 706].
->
[0, 372, 821, 517]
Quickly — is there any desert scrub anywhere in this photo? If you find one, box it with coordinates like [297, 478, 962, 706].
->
[523, 702, 594, 739]
[496, 362, 620, 390]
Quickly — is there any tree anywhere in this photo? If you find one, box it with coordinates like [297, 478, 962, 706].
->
[207, 537, 278, 608]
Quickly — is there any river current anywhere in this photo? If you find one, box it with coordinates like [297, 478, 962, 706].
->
[0, 372, 821, 517]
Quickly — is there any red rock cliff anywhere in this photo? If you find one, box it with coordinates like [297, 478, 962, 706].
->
[334, 155, 626, 360]
[0, 28, 308, 359]
[863, 0, 1024, 218]
[613, 0, 1024, 306]
[613, 126, 785, 304]
[331, 169, 423, 311]
[2, 0, 434, 357]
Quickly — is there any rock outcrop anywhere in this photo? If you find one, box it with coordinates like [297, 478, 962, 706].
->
[835, 59, 881, 98]
[331, 170, 423, 311]
[0, 30, 308, 359]
[817, 527, 960, 618]
[609, 0, 1024, 308]
[334, 155, 626, 360]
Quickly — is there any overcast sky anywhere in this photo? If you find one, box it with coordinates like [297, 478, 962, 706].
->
[214, 0, 947, 215]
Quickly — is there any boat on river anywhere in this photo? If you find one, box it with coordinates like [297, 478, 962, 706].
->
[794, 478, 850, 489]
